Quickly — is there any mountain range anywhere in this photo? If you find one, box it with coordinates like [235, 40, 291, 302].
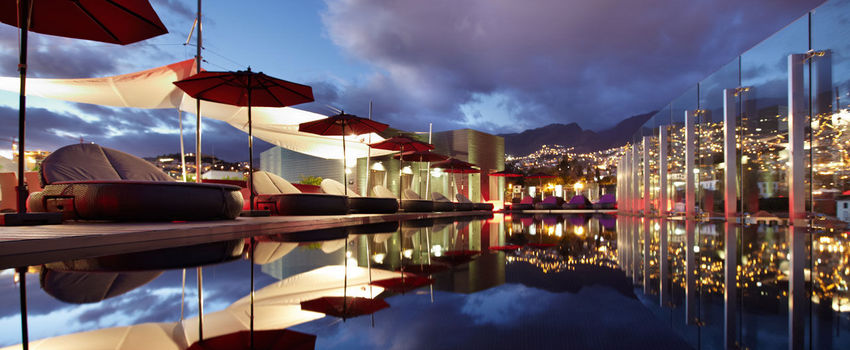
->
[498, 112, 655, 156]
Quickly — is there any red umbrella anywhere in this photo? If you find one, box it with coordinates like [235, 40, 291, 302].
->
[369, 136, 433, 198]
[300, 296, 389, 320]
[1, 0, 167, 222]
[187, 329, 316, 350]
[299, 113, 389, 195]
[430, 158, 478, 200]
[489, 170, 523, 177]
[489, 245, 521, 251]
[525, 172, 557, 196]
[174, 69, 314, 213]
[394, 150, 448, 162]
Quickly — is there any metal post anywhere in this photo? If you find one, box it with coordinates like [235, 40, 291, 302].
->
[16, 0, 30, 213]
[643, 136, 651, 216]
[195, 0, 203, 184]
[723, 89, 738, 221]
[788, 54, 806, 224]
[17, 267, 28, 350]
[643, 217, 651, 294]
[724, 221, 738, 349]
[197, 267, 204, 341]
[685, 111, 696, 218]
[658, 126, 668, 216]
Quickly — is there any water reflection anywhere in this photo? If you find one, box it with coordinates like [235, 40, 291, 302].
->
[2, 215, 850, 349]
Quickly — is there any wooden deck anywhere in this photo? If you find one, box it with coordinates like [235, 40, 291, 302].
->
[0, 211, 492, 269]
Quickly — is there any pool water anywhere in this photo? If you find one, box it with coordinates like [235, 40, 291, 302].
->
[1, 214, 848, 349]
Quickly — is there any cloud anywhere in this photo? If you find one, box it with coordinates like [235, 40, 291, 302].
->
[320, 0, 822, 133]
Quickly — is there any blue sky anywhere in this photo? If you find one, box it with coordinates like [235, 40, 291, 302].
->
[0, 0, 826, 161]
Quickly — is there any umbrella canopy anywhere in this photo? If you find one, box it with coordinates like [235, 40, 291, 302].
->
[431, 158, 478, 173]
[300, 296, 389, 319]
[1, 0, 167, 216]
[489, 170, 523, 177]
[174, 69, 314, 212]
[0, 0, 168, 44]
[186, 329, 316, 350]
[369, 135, 433, 152]
[394, 150, 449, 162]
[299, 113, 389, 195]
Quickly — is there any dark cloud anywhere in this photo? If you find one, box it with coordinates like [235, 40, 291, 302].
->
[320, 0, 823, 133]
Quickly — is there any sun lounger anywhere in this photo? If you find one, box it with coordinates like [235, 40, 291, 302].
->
[28, 144, 243, 221]
[534, 195, 560, 210]
[563, 195, 593, 209]
[372, 185, 433, 212]
[252, 171, 348, 215]
[456, 193, 494, 211]
[320, 179, 398, 214]
[511, 196, 534, 211]
[402, 189, 436, 212]
[592, 193, 617, 209]
[430, 191, 457, 211]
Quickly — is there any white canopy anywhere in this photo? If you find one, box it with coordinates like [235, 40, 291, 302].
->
[0, 60, 392, 160]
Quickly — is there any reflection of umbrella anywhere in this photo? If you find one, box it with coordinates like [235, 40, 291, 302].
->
[299, 113, 389, 195]
[300, 296, 389, 319]
[371, 274, 433, 294]
[174, 69, 314, 213]
[432, 250, 481, 266]
[370, 135, 434, 199]
[489, 245, 521, 251]
[1, 0, 167, 221]
[186, 329, 315, 350]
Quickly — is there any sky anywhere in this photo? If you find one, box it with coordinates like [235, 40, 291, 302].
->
[0, 0, 826, 162]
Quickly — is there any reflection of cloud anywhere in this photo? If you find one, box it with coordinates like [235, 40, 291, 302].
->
[459, 283, 553, 325]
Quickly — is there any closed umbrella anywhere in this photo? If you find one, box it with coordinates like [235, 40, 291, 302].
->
[298, 113, 388, 195]
[0, 0, 167, 224]
[174, 69, 314, 214]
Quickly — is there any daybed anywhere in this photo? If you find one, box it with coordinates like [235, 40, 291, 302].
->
[510, 196, 534, 211]
[372, 185, 433, 212]
[563, 195, 593, 209]
[430, 191, 457, 211]
[28, 144, 242, 221]
[252, 171, 348, 215]
[402, 189, 437, 212]
[320, 178, 398, 214]
[534, 195, 562, 210]
[592, 193, 617, 209]
[456, 193, 494, 211]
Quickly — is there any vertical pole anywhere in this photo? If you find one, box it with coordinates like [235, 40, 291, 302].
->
[624, 150, 631, 213]
[425, 124, 432, 200]
[17, 267, 28, 350]
[195, 0, 203, 184]
[788, 54, 806, 224]
[658, 126, 668, 215]
[643, 136, 650, 216]
[342, 123, 347, 196]
[179, 109, 187, 182]
[659, 219, 669, 307]
[248, 90, 255, 211]
[685, 219, 697, 324]
[789, 225, 806, 350]
[724, 221, 738, 349]
[723, 89, 738, 221]
[632, 216, 640, 285]
[685, 111, 696, 218]
[633, 144, 640, 215]
[365, 101, 373, 195]
[197, 266, 204, 341]
[16, 0, 30, 213]
[249, 237, 255, 350]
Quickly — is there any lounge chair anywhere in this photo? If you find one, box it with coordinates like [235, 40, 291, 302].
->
[563, 194, 593, 209]
[402, 189, 436, 212]
[456, 193, 494, 211]
[511, 196, 534, 211]
[320, 179, 398, 214]
[534, 195, 560, 210]
[592, 193, 617, 209]
[28, 144, 243, 221]
[372, 185, 433, 212]
[252, 171, 348, 215]
[430, 191, 457, 211]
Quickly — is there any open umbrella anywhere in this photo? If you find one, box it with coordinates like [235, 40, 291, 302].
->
[525, 172, 557, 197]
[0, 0, 167, 225]
[488, 170, 523, 208]
[370, 136, 434, 198]
[431, 158, 479, 199]
[394, 150, 448, 198]
[298, 113, 388, 195]
[174, 69, 314, 214]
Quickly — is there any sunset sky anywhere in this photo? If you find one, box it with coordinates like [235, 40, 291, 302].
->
[0, 0, 824, 161]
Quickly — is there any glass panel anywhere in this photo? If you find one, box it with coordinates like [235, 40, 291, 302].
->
[670, 86, 699, 214]
[699, 59, 740, 217]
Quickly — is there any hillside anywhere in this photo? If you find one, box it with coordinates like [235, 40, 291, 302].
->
[499, 112, 654, 156]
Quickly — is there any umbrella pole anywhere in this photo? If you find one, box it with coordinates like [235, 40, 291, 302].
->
[366, 236, 375, 328]
[343, 238, 348, 322]
[15, 0, 29, 214]
[197, 267, 204, 342]
[398, 151, 403, 200]
[195, 0, 203, 184]
[17, 267, 28, 350]
[365, 101, 372, 195]
[180, 269, 186, 320]
[248, 91, 255, 211]
[179, 109, 187, 182]
[425, 124, 432, 200]
[342, 125, 347, 196]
